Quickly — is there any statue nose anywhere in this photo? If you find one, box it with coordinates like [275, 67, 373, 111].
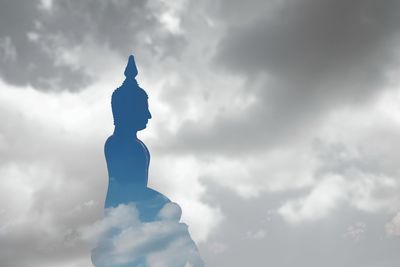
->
[148, 111, 152, 119]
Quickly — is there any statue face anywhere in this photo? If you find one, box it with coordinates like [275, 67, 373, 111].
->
[112, 83, 152, 132]
[132, 97, 152, 131]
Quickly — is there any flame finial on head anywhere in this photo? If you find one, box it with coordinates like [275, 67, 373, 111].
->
[124, 55, 138, 78]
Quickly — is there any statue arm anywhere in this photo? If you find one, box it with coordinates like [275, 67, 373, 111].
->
[137, 139, 151, 169]
[104, 136, 135, 182]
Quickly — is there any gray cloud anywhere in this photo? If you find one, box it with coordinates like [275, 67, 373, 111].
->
[199, 181, 400, 267]
[217, 0, 400, 78]
[0, 0, 186, 92]
[159, 0, 400, 155]
[0, 97, 105, 266]
[1, 0, 400, 266]
[0, 0, 91, 91]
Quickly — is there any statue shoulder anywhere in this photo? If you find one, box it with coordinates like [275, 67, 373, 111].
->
[104, 135, 116, 153]
[104, 135, 123, 157]
[104, 135, 146, 157]
[137, 138, 150, 160]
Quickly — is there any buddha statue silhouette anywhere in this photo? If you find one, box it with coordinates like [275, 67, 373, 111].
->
[91, 55, 204, 267]
[104, 55, 170, 221]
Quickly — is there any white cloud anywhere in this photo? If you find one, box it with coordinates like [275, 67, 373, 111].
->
[150, 155, 224, 241]
[87, 203, 204, 267]
[207, 242, 228, 254]
[39, 0, 53, 10]
[148, 0, 187, 34]
[386, 213, 400, 237]
[342, 222, 367, 242]
[278, 175, 345, 223]
[245, 229, 267, 240]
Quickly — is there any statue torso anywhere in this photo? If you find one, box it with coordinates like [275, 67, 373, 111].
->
[105, 134, 149, 185]
[104, 134, 151, 208]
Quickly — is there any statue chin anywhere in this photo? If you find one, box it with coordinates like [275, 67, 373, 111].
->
[135, 122, 148, 131]
[135, 125, 146, 131]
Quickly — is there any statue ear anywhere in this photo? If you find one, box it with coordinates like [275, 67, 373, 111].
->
[124, 55, 138, 78]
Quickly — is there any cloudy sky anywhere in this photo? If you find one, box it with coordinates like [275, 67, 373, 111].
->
[1, 0, 400, 266]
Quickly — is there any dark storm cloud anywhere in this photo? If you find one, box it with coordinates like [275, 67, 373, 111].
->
[44, 0, 186, 59]
[0, 0, 185, 92]
[160, 0, 400, 155]
[217, 0, 400, 80]
[0, 0, 91, 91]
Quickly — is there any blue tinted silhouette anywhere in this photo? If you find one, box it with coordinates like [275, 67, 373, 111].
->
[91, 55, 204, 267]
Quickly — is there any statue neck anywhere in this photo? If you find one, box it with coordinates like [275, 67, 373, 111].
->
[113, 126, 138, 138]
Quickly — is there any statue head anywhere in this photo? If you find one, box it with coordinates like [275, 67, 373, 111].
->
[111, 55, 152, 132]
